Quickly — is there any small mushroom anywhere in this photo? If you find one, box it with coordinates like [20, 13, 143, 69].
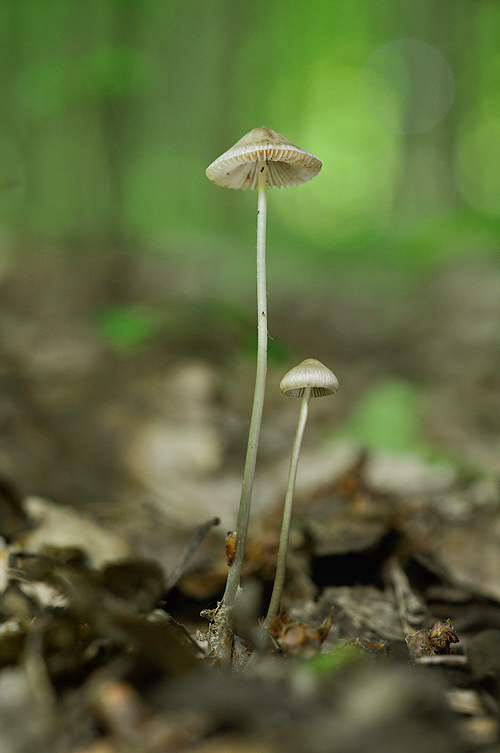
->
[206, 129, 321, 610]
[279, 358, 339, 398]
[205, 127, 322, 190]
[265, 359, 338, 627]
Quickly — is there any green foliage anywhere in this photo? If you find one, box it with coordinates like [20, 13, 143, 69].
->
[95, 306, 163, 350]
[3, 0, 500, 266]
[80, 45, 151, 99]
[338, 379, 428, 455]
[0, 134, 24, 217]
[16, 47, 151, 119]
[242, 331, 292, 367]
[16, 59, 73, 118]
[94, 298, 264, 354]
[304, 641, 364, 676]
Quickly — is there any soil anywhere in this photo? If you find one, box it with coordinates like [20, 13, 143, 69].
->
[1, 246, 500, 752]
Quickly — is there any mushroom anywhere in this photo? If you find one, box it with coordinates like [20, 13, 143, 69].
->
[206, 128, 321, 609]
[264, 359, 338, 627]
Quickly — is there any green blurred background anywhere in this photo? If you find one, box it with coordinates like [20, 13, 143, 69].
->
[2, 0, 499, 276]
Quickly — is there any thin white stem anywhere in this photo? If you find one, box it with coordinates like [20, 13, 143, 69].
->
[223, 161, 268, 608]
[264, 387, 311, 627]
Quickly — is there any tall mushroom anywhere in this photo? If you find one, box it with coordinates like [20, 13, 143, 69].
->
[206, 128, 322, 609]
[265, 358, 338, 627]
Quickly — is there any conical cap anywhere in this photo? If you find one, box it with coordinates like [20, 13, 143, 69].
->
[280, 358, 338, 398]
[206, 127, 321, 190]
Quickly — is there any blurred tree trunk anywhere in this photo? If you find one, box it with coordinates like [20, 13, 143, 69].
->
[99, 1, 140, 247]
[386, 0, 477, 221]
[204, 0, 256, 234]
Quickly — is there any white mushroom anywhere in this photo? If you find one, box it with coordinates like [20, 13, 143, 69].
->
[265, 359, 338, 627]
[280, 358, 339, 398]
[206, 127, 322, 189]
[206, 130, 321, 611]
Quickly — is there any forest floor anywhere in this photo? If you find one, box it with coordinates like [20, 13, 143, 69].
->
[1, 246, 500, 752]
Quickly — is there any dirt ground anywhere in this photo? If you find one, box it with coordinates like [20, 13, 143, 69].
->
[1, 246, 500, 752]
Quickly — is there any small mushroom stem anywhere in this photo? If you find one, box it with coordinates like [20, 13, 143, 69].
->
[222, 160, 269, 608]
[264, 386, 311, 627]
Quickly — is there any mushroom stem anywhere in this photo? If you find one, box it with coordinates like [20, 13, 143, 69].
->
[264, 386, 311, 627]
[222, 161, 269, 608]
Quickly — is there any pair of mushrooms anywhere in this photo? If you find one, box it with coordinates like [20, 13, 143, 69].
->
[206, 128, 338, 626]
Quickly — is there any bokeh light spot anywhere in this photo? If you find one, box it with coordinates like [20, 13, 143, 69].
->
[359, 39, 455, 135]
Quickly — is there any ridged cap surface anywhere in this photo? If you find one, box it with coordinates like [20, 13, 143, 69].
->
[206, 127, 321, 190]
[280, 358, 339, 398]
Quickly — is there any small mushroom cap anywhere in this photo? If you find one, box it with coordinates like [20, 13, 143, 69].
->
[280, 358, 339, 398]
[206, 127, 322, 190]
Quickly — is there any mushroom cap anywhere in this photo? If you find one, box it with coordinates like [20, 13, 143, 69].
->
[280, 358, 339, 398]
[206, 127, 322, 190]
